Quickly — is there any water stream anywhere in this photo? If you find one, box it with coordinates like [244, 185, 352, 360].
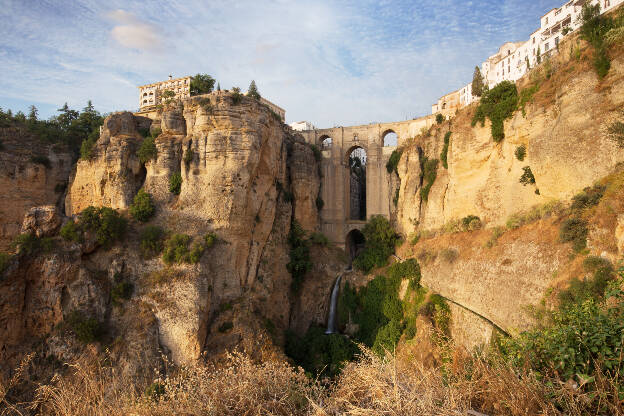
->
[325, 274, 342, 334]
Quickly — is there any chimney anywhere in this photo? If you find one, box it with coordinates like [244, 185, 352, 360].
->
[168, 74, 173, 80]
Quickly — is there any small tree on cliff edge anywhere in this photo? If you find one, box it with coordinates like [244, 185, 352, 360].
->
[190, 74, 215, 96]
[247, 80, 261, 100]
[472, 66, 485, 97]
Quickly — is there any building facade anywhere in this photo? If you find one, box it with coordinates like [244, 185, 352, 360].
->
[432, 0, 623, 115]
[138, 75, 192, 110]
[289, 121, 316, 131]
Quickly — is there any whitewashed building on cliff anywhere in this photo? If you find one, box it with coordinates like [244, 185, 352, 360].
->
[138, 75, 191, 110]
[432, 0, 624, 115]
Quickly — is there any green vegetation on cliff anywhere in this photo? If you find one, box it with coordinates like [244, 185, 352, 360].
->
[471, 81, 518, 143]
[353, 215, 401, 273]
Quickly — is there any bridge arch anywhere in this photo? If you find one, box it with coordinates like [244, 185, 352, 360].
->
[382, 129, 398, 147]
[319, 135, 333, 149]
[346, 228, 365, 262]
[346, 146, 367, 221]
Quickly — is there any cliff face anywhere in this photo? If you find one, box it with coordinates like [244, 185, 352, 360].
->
[395, 46, 624, 235]
[0, 127, 73, 250]
[391, 39, 624, 348]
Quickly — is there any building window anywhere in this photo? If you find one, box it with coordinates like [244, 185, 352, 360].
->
[555, 36, 560, 46]
[545, 17, 549, 25]
[545, 42, 550, 51]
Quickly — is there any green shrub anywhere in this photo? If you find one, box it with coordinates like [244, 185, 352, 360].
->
[310, 144, 321, 162]
[519, 166, 536, 186]
[372, 320, 403, 356]
[137, 136, 157, 164]
[204, 232, 217, 248]
[519, 82, 540, 116]
[150, 127, 162, 138]
[111, 282, 134, 306]
[140, 226, 165, 257]
[0, 252, 12, 274]
[145, 382, 165, 399]
[60, 220, 81, 242]
[435, 113, 444, 124]
[387, 259, 421, 287]
[218, 321, 233, 333]
[420, 157, 438, 202]
[285, 326, 359, 377]
[607, 117, 624, 148]
[169, 172, 182, 195]
[188, 241, 206, 263]
[231, 87, 243, 105]
[461, 215, 482, 231]
[560, 217, 588, 252]
[515, 145, 526, 161]
[30, 155, 51, 168]
[485, 226, 505, 248]
[183, 148, 194, 166]
[353, 215, 401, 273]
[79, 207, 127, 248]
[440, 248, 459, 263]
[287, 222, 311, 293]
[80, 136, 97, 160]
[162, 233, 191, 264]
[67, 311, 103, 343]
[10, 233, 41, 255]
[471, 81, 518, 142]
[386, 149, 403, 173]
[571, 184, 606, 211]
[440, 132, 451, 169]
[309, 232, 329, 247]
[129, 189, 155, 222]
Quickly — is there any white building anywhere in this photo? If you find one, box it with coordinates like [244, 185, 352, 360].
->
[138, 75, 191, 110]
[289, 121, 316, 131]
[433, 0, 624, 114]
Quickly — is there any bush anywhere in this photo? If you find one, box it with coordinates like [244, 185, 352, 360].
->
[111, 281, 133, 306]
[129, 189, 155, 222]
[218, 322, 234, 333]
[420, 157, 438, 202]
[435, 113, 444, 124]
[571, 184, 606, 211]
[67, 311, 103, 343]
[607, 117, 624, 148]
[162, 234, 192, 264]
[188, 241, 206, 263]
[231, 87, 243, 105]
[579, 3, 615, 78]
[310, 144, 321, 162]
[80, 136, 97, 160]
[0, 252, 11, 274]
[204, 232, 217, 248]
[309, 232, 329, 247]
[287, 222, 311, 293]
[440, 132, 451, 169]
[387, 259, 421, 287]
[183, 149, 194, 166]
[519, 166, 536, 186]
[560, 217, 588, 252]
[461, 215, 482, 231]
[140, 226, 165, 257]
[514, 145, 526, 161]
[386, 149, 403, 173]
[79, 207, 127, 248]
[471, 81, 518, 143]
[30, 155, 51, 168]
[137, 136, 157, 164]
[353, 215, 401, 273]
[169, 172, 182, 195]
[10, 233, 42, 255]
[440, 248, 459, 263]
[518, 83, 540, 116]
[190, 73, 215, 95]
[60, 220, 81, 242]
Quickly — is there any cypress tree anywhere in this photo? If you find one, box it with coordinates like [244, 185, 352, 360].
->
[247, 80, 261, 100]
[472, 66, 484, 97]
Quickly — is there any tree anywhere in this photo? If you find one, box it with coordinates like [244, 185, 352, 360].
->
[190, 74, 215, 96]
[27, 105, 38, 122]
[536, 46, 542, 64]
[247, 80, 261, 100]
[472, 66, 485, 97]
[217, 83, 221, 91]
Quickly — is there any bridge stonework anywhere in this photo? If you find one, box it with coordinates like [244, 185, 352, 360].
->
[299, 115, 436, 249]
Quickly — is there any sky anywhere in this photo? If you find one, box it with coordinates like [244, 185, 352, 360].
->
[0, 0, 564, 127]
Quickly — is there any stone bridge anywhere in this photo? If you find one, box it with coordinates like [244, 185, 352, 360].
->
[299, 115, 436, 251]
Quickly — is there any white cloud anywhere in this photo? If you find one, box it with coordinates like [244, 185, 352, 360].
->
[107, 9, 162, 51]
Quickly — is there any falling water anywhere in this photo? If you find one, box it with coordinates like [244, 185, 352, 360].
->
[325, 275, 343, 334]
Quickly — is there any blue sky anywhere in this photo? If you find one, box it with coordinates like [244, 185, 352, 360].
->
[0, 0, 563, 127]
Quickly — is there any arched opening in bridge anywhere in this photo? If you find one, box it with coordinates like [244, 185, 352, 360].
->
[320, 135, 332, 149]
[346, 229, 365, 262]
[382, 130, 398, 147]
[347, 147, 367, 221]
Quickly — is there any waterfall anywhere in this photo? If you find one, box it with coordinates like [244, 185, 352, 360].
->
[325, 275, 343, 334]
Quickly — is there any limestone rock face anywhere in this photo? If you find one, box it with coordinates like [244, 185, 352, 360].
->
[60, 92, 331, 365]
[65, 112, 145, 216]
[0, 127, 72, 249]
[395, 53, 624, 235]
[290, 140, 320, 232]
[21, 205, 62, 238]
